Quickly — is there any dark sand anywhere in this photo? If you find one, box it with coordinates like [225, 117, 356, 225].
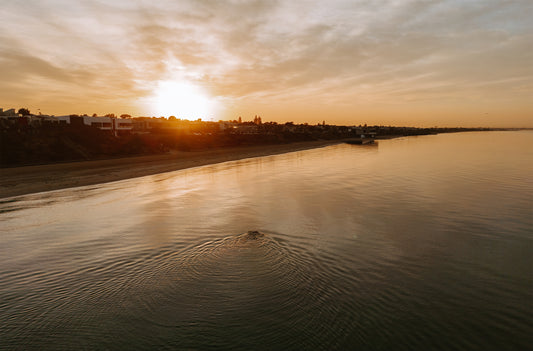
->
[0, 140, 342, 198]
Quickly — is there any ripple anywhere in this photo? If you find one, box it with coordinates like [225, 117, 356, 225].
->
[75, 230, 369, 350]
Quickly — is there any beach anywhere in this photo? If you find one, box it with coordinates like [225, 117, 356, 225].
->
[0, 140, 342, 198]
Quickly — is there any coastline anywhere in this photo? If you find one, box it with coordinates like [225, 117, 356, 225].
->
[0, 140, 342, 199]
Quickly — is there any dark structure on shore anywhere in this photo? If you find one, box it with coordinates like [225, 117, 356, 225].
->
[0, 107, 495, 167]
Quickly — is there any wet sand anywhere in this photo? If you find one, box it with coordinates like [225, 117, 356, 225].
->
[0, 140, 342, 198]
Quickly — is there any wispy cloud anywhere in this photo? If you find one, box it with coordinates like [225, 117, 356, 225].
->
[0, 0, 531, 126]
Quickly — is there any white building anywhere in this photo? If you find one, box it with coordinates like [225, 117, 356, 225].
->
[114, 118, 133, 132]
[53, 115, 133, 134]
[55, 115, 71, 124]
[82, 116, 113, 130]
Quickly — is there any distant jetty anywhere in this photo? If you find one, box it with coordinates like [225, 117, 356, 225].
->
[345, 138, 374, 145]
[345, 132, 376, 145]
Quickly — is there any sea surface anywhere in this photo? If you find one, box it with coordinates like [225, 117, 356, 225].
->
[1, 131, 532, 350]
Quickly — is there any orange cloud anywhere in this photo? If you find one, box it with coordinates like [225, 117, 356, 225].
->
[0, 0, 531, 127]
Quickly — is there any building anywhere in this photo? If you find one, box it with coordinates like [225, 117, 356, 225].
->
[114, 118, 133, 133]
[51, 115, 133, 134]
[0, 108, 17, 116]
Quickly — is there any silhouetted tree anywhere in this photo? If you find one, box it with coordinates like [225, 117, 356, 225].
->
[105, 113, 116, 118]
[120, 114, 131, 118]
[92, 113, 97, 117]
[18, 108, 30, 116]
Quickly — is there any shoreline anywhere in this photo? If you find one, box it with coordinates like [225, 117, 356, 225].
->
[0, 140, 343, 199]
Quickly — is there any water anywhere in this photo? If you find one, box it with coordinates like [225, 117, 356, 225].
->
[1, 131, 532, 350]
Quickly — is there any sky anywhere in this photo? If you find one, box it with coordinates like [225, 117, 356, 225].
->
[0, 0, 532, 127]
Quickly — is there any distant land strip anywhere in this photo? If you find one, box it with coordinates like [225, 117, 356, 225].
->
[1, 111, 518, 198]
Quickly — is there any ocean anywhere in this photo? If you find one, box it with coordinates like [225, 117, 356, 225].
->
[1, 131, 532, 350]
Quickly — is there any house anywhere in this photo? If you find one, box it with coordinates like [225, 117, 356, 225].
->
[114, 118, 133, 133]
[0, 108, 18, 117]
[53, 115, 133, 135]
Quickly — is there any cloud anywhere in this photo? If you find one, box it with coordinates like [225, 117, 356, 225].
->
[0, 0, 531, 125]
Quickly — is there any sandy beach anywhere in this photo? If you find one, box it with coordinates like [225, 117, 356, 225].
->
[0, 140, 342, 198]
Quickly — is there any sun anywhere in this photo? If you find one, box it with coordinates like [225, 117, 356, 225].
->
[152, 80, 214, 119]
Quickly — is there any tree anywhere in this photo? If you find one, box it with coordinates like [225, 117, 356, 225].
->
[18, 108, 30, 116]
[120, 114, 131, 119]
[105, 113, 116, 118]
[92, 113, 97, 117]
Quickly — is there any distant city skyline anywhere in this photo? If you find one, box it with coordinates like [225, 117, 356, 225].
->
[1, 0, 531, 127]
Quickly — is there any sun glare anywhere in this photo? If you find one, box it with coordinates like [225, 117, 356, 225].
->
[152, 80, 214, 119]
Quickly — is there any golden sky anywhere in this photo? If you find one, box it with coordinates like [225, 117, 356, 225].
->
[1, 0, 532, 127]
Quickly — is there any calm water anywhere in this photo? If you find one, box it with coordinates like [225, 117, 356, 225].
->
[1, 131, 532, 350]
